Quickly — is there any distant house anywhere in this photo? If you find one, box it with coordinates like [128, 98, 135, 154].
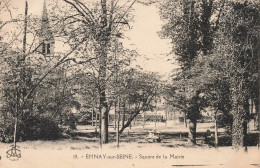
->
[141, 110, 165, 122]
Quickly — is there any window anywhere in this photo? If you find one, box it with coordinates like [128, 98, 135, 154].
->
[41, 41, 52, 55]
[42, 42, 45, 54]
[47, 43, 51, 54]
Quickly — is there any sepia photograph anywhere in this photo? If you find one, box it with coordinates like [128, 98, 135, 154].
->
[0, 0, 260, 167]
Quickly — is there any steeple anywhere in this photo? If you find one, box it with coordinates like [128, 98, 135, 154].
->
[38, 0, 54, 56]
[42, 0, 48, 23]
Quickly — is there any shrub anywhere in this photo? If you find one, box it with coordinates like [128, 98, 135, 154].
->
[0, 113, 62, 142]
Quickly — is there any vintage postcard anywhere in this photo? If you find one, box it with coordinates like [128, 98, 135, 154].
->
[0, 0, 260, 168]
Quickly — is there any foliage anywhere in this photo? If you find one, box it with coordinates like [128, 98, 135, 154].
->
[1, 113, 61, 142]
[0, 0, 87, 143]
[118, 70, 161, 134]
[160, 0, 260, 147]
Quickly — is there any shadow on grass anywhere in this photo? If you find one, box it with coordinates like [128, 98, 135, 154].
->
[65, 129, 259, 148]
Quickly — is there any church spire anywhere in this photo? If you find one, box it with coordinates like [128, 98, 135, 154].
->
[38, 0, 54, 56]
[42, 0, 48, 23]
[41, 0, 52, 40]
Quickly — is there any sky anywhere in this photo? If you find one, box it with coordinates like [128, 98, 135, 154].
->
[123, 2, 176, 76]
[3, 0, 178, 77]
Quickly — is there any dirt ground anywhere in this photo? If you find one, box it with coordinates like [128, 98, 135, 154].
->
[0, 139, 260, 168]
[0, 122, 260, 168]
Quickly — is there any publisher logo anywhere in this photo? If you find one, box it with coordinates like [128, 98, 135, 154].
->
[6, 145, 21, 161]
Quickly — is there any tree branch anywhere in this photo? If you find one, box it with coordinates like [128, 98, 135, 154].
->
[21, 42, 82, 108]
[213, 0, 225, 32]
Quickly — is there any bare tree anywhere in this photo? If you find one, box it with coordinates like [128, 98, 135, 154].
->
[62, 0, 137, 144]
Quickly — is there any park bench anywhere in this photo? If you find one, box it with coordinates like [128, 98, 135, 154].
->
[145, 130, 162, 143]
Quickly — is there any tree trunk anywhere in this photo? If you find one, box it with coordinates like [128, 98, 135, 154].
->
[92, 103, 94, 126]
[114, 103, 116, 130]
[98, 0, 111, 144]
[22, 0, 28, 62]
[99, 37, 109, 144]
[155, 108, 157, 128]
[214, 112, 218, 148]
[13, 0, 28, 147]
[108, 112, 110, 127]
[99, 104, 103, 148]
[116, 100, 120, 148]
[100, 104, 109, 144]
[122, 102, 126, 127]
[258, 33, 260, 148]
[231, 77, 251, 150]
[250, 98, 254, 114]
[184, 112, 187, 128]
[95, 101, 98, 137]
[95, 113, 98, 137]
[187, 119, 197, 145]
[232, 103, 247, 149]
[119, 111, 140, 134]
[143, 111, 145, 128]
[255, 96, 259, 147]
[14, 106, 18, 147]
